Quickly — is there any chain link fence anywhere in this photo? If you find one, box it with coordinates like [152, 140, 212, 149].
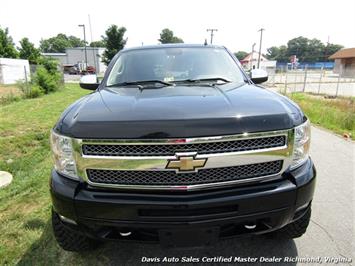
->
[266, 68, 355, 97]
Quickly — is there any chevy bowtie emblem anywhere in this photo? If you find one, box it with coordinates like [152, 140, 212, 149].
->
[166, 154, 207, 173]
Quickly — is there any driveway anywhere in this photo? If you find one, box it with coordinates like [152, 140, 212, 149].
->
[66, 127, 355, 265]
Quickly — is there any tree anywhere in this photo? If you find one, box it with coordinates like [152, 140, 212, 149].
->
[306, 38, 325, 62]
[266, 46, 279, 59]
[266, 36, 343, 63]
[18, 38, 41, 64]
[286, 36, 309, 61]
[90, 40, 106, 47]
[39, 33, 86, 53]
[234, 51, 248, 60]
[101, 25, 127, 65]
[0, 27, 18, 58]
[287, 37, 326, 62]
[324, 43, 344, 60]
[266, 45, 288, 62]
[67, 36, 86, 48]
[158, 28, 184, 44]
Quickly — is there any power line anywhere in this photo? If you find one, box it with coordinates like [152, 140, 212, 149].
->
[206, 29, 218, 44]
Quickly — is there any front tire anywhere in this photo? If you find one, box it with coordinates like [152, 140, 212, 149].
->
[52, 210, 98, 252]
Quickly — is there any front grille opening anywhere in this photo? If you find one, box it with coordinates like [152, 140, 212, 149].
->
[82, 135, 286, 157]
[86, 160, 283, 186]
[95, 227, 159, 242]
[138, 205, 239, 218]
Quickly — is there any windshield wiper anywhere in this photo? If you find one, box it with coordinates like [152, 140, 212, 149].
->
[175, 77, 231, 85]
[107, 80, 174, 88]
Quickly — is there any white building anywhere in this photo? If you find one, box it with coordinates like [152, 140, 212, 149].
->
[41, 53, 67, 65]
[240, 52, 276, 73]
[0, 58, 30, 84]
[43, 47, 107, 74]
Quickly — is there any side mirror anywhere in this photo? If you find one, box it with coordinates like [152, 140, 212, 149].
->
[79, 75, 100, 90]
[250, 69, 268, 84]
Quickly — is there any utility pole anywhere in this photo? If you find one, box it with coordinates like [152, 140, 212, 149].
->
[88, 15, 97, 73]
[257, 28, 265, 69]
[206, 29, 218, 44]
[324, 35, 330, 61]
[78, 24, 88, 71]
[250, 43, 256, 70]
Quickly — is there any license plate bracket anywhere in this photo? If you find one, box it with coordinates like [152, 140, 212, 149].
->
[159, 227, 219, 248]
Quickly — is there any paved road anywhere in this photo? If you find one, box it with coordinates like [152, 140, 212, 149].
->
[83, 127, 355, 265]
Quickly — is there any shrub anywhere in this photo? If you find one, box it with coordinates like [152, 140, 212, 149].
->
[31, 57, 63, 94]
[17, 80, 31, 96]
[19, 57, 62, 96]
[17, 81, 44, 99]
[28, 85, 44, 98]
[34, 66, 59, 94]
[39, 56, 60, 75]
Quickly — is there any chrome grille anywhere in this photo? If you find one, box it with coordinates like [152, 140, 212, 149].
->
[74, 129, 294, 191]
[82, 136, 286, 157]
[87, 160, 283, 186]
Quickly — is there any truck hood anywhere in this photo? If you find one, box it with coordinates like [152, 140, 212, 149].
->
[57, 83, 304, 138]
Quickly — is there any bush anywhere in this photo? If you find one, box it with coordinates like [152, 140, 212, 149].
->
[17, 81, 44, 99]
[17, 80, 31, 96]
[28, 85, 44, 98]
[39, 56, 60, 75]
[31, 57, 63, 94]
[34, 66, 60, 94]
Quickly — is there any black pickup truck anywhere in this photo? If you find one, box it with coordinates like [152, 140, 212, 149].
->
[50, 44, 316, 251]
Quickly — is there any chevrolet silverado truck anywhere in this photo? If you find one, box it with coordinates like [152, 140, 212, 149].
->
[50, 44, 316, 251]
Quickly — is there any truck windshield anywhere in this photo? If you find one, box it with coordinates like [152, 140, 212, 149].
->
[106, 47, 245, 86]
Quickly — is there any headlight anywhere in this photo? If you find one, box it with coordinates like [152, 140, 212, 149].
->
[291, 120, 311, 169]
[50, 130, 78, 180]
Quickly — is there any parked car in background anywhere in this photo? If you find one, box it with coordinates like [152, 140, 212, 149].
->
[65, 63, 96, 75]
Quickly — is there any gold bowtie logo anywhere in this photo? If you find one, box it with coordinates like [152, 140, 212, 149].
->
[166, 155, 207, 173]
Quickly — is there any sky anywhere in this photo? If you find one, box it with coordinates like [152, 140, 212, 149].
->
[1, 0, 354, 53]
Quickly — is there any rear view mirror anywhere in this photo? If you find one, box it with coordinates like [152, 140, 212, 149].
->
[79, 75, 100, 90]
[250, 69, 268, 84]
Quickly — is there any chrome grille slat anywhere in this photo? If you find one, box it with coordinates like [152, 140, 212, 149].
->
[82, 136, 286, 157]
[87, 161, 283, 186]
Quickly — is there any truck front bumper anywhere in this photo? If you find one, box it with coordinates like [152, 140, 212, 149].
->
[50, 158, 316, 245]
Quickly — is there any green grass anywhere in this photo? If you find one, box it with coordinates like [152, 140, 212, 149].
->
[0, 84, 96, 265]
[289, 93, 355, 139]
[0, 84, 22, 105]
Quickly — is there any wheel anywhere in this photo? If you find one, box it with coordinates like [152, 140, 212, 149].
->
[272, 207, 311, 239]
[52, 210, 99, 252]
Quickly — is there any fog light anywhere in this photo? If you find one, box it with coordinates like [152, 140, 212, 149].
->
[58, 214, 77, 225]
